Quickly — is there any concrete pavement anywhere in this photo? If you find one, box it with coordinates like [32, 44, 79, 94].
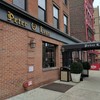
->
[8, 70, 100, 100]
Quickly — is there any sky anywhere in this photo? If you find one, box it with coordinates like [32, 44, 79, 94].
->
[93, 0, 100, 14]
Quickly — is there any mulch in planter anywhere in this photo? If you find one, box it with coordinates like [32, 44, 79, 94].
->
[40, 83, 73, 93]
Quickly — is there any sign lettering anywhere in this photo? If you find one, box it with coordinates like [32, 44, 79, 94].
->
[40, 26, 50, 36]
[7, 11, 27, 27]
[7, 11, 50, 37]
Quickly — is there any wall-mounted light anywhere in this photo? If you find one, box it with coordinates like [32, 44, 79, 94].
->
[29, 39, 36, 48]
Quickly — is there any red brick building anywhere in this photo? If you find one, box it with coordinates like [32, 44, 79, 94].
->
[69, 0, 94, 42]
[69, 0, 95, 63]
[0, 0, 81, 99]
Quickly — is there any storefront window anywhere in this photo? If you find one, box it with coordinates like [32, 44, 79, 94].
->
[42, 42, 56, 68]
[13, 0, 26, 10]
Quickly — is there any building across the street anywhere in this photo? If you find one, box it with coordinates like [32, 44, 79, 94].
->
[69, 0, 94, 42]
[0, 0, 81, 99]
[69, 0, 95, 64]
[94, 6, 100, 62]
[94, 6, 100, 41]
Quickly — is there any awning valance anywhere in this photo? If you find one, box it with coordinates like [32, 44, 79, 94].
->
[62, 41, 100, 51]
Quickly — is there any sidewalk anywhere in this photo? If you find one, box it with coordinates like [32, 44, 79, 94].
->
[8, 70, 100, 100]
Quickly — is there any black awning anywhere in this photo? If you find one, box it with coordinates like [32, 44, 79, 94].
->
[62, 41, 100, 51]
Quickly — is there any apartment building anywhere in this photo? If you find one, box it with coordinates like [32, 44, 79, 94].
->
[69, 0, 94, 42]
[94, 6, 100, 62]
[69, 0, 95, 63]
[0, 0, 81, 99]
[94, 6, 100, 41]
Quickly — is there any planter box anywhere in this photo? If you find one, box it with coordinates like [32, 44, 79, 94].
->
[71, 73, 81, 83]
[82, 69, 89, 77]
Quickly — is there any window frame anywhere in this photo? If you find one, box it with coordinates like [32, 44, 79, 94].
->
[42, 42, 56, 68]
[64, 15, 68, 34]
[13, 0, 27, 10]
[38, 0, 46, 22]
[63, 0, 67, 5]
[53, 5, 59, 29]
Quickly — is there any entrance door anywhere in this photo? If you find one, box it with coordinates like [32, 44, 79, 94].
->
[62, 50, 72, 67]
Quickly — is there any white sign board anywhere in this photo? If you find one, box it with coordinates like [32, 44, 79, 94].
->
[29, 66, 34, 72]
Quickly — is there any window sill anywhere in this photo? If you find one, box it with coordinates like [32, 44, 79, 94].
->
[43, 67, 59, 72]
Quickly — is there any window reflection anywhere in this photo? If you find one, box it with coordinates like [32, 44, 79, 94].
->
[42, 42, 56, 68]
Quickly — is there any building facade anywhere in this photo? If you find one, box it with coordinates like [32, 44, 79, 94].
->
[69, 0, 94, 42]
[94, 6, 100, 41]
[69, 0, 95, 63]
[0, 0, 81, 99]
[94, 6, 100, 62]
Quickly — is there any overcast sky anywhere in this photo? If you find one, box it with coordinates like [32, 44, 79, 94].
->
[93, 0, 100, 7]
[93, 0, 100, 14]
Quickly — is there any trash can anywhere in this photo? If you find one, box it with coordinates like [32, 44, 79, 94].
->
[60, 67, 71, 82]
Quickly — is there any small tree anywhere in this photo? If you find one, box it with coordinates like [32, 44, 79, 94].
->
[70, 62, 83, 74]
[82, 61, 90, 70]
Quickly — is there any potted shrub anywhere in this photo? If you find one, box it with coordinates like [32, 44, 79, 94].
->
[70, 62, 83, 82]
[82, 61, 90, 77]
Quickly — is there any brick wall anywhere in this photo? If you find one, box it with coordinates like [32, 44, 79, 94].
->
[4, 0, 12, 3]
[69, 0, 86, 41]
[0, 0, 69, 99]
[0, 21, 28, 99]
[0, 20, 62, 99]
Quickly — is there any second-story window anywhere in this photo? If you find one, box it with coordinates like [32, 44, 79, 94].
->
[13, 0, 26, 10]
[53, 6, 59, 29]
[64, 15, 68, 33]
[38, 0, 46, 22]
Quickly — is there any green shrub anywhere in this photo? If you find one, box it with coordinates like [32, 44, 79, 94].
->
[70, 62, 83, 74]
[82, 61, 90, 70]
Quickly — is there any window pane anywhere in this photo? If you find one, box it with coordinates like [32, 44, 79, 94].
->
[64, 15, 68, 25]
[64, 16, 66, 25]
[53, 6, 58, 19]
[38, 7, 45, 21]
[64, 25, 68, 33]
[42, 42, 56, 68]
[38, 0, 45, 10]
[53, 18, 58, 28]
[13, 0, 25, 10]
